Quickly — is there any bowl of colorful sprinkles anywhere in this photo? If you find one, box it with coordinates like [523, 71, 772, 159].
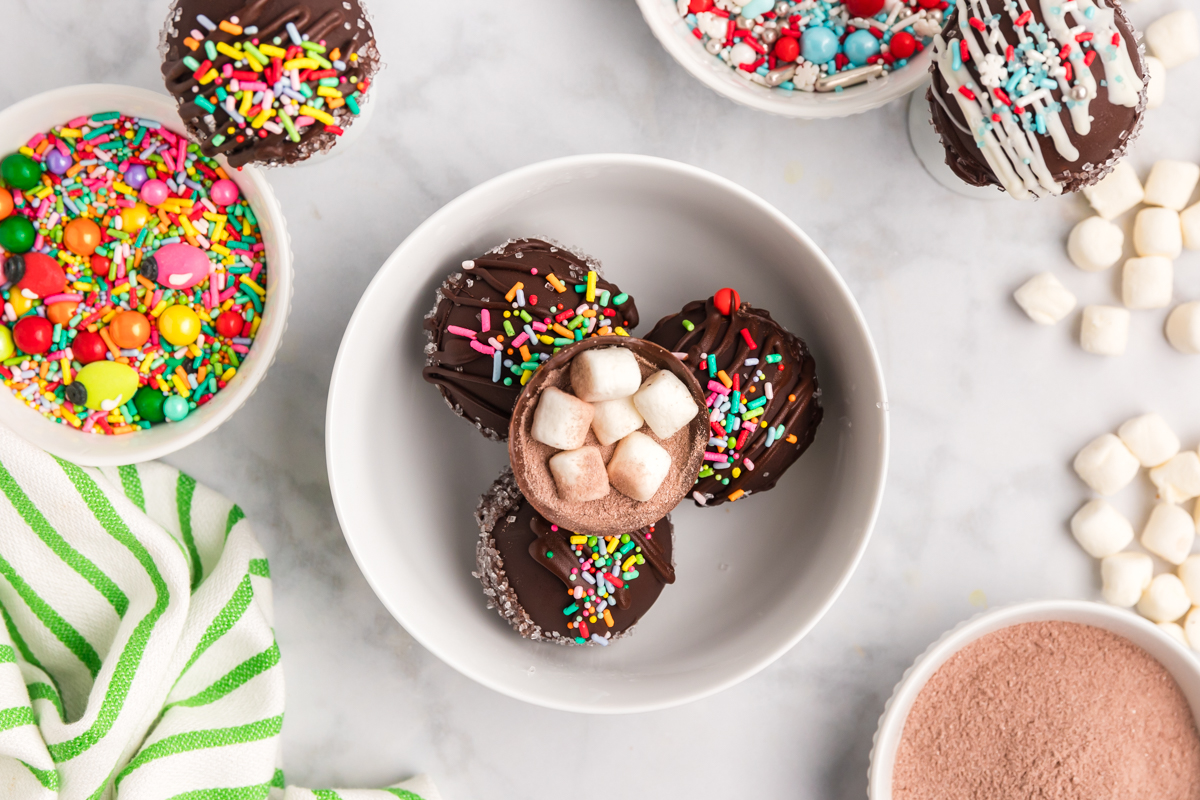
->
[638, 0, 946, 118]
[0, 84, 292, 465]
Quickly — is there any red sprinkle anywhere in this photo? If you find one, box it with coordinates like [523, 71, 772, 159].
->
[968, 17, 986, 31]
[1084, 50, 1097, 67]
[1015, 10, 1032, 26]
[958, 86, 977, 101]
[740, 328, 758, 350]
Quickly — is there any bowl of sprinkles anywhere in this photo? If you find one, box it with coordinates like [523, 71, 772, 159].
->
[637, 0, 946, 118]
[0, 84, 292, 465]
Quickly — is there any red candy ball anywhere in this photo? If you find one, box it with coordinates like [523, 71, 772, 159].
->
[215, 310, 243, 338]
[713, 288, 741, 316]
[774, 35, 800, 62]
[13, 315, 53, 355]
[845, 0, 885, 16]
[6, 252, 66, 299]
[71, 330, 108, 364]
[688, 0, 713, 11]
[90, 253, 112, 279]
[889, 31, 917, 59]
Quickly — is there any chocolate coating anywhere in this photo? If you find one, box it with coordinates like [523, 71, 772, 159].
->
[423, 238, 641, 441]
[474, 468, 674, 645]
[644, 295, 822, 507]
[161, 0, 379, 167]
[928, 0, 1144, 194]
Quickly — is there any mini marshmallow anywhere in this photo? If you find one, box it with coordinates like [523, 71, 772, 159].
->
[1144, 160, 1200, 210]
[1187, 608, 1200, 652]
[1146, 9, 1200, 69]
[1101, 552, 1153, 607]
[1149, 451, 1200, 504]
[606, 431, 671, 502]
[1083, 161, 1144, 220]
[1067, 216, 1124, 272]
[1013, 273, 1076, 325]
[590, 395, 644, 446]
[570, 347, 642, 403]
[1079, 306, 1130, 356]
[1141, 502, 1196, 565]
[1070, 499, 1135, 558]
[1159, 621, 1190, 648]
[1074, 433, 1140, 495]
[1181, 202, 1200, 250]
[1177, 554, 1200, 605]
[1121, 256, 1173, 310]
[548, 446, 610, 503]
[1117, 412, 1180, 468]
[1145, 56, 1167, 110]
[1134, 207, 1183, 258]
[530, 387, 594, 451]
[1166, 302, 1200, 354]
[633, 370, 699, 439]
[1137, 573, 1192, 623]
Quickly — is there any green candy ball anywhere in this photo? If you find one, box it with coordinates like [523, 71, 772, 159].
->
[133, 386, 167, 423]
[163, 395, 189, 422]
[0, 216, 35, 253]
[1, 153, 42, 192]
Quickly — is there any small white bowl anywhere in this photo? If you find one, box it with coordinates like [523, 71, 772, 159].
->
[869, 600, 1200, 800]
[0, 84, 293, 466]
[636, 0, 933, 119]
[326, 153, 888, 713]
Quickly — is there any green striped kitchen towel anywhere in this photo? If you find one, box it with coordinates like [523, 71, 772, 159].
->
[0, 424, 439, 800]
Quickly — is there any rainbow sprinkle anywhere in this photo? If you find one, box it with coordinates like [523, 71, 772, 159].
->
[559, 524, 654, 645]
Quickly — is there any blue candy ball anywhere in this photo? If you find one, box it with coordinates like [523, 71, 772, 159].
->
[163, 395, 190, 422]
[844, 29, 881, 66]
[740, 0, 775, 16]
[800, 26, 839, 64]
[44, 149, 72, 176]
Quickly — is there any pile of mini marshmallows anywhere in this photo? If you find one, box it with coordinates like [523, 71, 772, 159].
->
[1071, 413, 1200, 649]
[531, 347, 698, 503]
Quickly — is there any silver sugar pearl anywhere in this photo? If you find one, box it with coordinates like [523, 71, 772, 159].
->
[1070, 85, 1090, 101]
[736, 15, 755, 28]
[766, 64, 798, 86]
[761, 28, 780, 44]
[775, 1, 792, 15]
[705, 37, 724, 54]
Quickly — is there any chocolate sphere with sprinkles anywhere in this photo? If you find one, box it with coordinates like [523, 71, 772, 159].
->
[160, 0, 380, 167]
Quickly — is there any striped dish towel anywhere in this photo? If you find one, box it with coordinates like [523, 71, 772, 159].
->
[0, 425, 439, 800]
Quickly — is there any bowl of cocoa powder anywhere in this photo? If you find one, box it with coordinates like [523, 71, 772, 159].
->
[869, 600, 1200, 800]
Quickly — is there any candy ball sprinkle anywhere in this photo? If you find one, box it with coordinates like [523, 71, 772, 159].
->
[0, 112, 267, 435]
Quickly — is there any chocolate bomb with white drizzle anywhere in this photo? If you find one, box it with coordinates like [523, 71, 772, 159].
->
[927, 0, 1145, 199]
[644, 288, 822, 508]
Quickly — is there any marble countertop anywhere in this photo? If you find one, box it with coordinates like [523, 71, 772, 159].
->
[4, 0, 1200, 797]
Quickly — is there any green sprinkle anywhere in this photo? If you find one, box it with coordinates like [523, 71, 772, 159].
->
[563, 603, 578, 615]
[613, 293, 629, 306]
[765, 354, 782, 364]
[682, 319, 695, 332]
[503, 320, 516, 337]
[545, 551, 554, 559]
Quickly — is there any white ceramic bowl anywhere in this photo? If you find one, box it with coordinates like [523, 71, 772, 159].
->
[0, 84, 293, 465]
[868, 600, 1200, 799]
[326, 154, 889, 713]
[636, 0, 933, 118]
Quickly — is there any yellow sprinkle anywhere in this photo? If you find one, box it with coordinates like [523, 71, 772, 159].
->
[17, 146, 34, 158]
[113, 181, 136, 196]
[238, 90, 253, 118]
[58, 128, 82, 138]
[316, 86, 343, 99]
[585, 271, 597, 302]
[211, 244, 231, 256]
[149, 300, 169, 318]
[251, 106, 275, 129]
[538, 335, 555, 346]
[615, 327, 628, 337]
[222, 368, 237, 382]
[240, 277, 266, 297]
[171, 374, 191, 397]
[520, 369, 533, 386]
[298, 104, 335, 126]
[284, 58, 320, 70]
[60, 359, 72, 384]
[216, 42, 245, 61]
[621, 556, 638, 572]
[570, 536, 587, 544]
[259, 43, 287, 58]
[187, 344, 203, 358]
[198, 68, 219, 85]
[250, 316, 261, 337]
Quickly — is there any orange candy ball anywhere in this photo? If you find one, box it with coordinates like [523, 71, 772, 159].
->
[107, 310, 152, 349]
[47, 301, 78, 326]
[0, 187, 12, 220]
[64, 217, 102, 257]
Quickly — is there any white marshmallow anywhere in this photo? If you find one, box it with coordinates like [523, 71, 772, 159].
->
[1166, 302, 1200, 354]
[1134, 207, 1183, 258]
[1144, 161, 1200, 211]
[1138, 573, 1193, 623]
[1121, 256, 1173, 310]
[1083, 161, 1144, 220]
[1150, 451, 1200, 504]
[1160, 621, 1190, 648]
[1141, 502, 1197, 565]
[590, 395, 644, 446]
[1146, 9, 1200, 69]
[606, 431, 671, 502]
[1117, 412, 1180, 468]
[1101, 552, 1154, 607]
[1079, 306, 1130, 356]
[530, 386, 594, 451]
[1181, 202, 1200, 250]
[1070, 499, 1135, 558]
[1067, 217, 1124, 272]
[1074, 433, 1140, 495]
[1145, 56, 1167, 110]
[570, 347, 642, 403]
[632, 370, 699, 440]
[548, 446, 610, 503]
[1186, 608, 1200, 652]
[1177, 555, 1200, 604]
[1013, 273, 1076, 325]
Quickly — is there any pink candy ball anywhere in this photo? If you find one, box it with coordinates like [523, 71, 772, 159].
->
[210, 178, 240, 207]
[139, 179, 169, 207]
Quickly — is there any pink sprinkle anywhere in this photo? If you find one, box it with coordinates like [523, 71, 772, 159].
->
[531, 321, 548, 332]
[703, 452, 729, 462]
[743, 458, 755, 471]
[67, 116, 88, 128]
[469, 341, 495, 356]
[26, 133, 46, 149]
[231, 344, 250, 354]
[511, 332, 529, 348]
[447, 325, 477, 339]
[33, 234, 45, 251]
[44, 294, 83, 305]
[707, 379, 731, 396]
[295, 116, 315, 127]
[219, 286, 238, 303]
[481, 309, 490, 331]
[705, 392, 717, 408]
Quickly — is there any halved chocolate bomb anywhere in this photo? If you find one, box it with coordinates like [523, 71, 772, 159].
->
[475, 468, 675, 646]
[644, 289, 822, 508]
[423, 238, 641, 441]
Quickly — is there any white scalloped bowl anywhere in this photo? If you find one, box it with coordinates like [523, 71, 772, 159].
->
[635, 0, 934, 118]
[0, 84, 293, 465]
[868, 600, 1200, 800]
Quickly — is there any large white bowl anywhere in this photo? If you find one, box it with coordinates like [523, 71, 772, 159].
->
[0, 85, 293, 465]
[326, 154, 889, 713]
[868, 600, 1200, 799]
[636, 0, 933, 118]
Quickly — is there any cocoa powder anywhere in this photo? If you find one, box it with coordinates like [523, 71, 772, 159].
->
[893, 621, 1200, 800]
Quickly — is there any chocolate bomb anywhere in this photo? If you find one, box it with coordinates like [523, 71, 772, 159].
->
[474, 468, 675, 645]
[423, 238, 641, 441]
[927, 0, 1145, 198]
[644, 289, 822, 508]
[161, 0, 380, 167]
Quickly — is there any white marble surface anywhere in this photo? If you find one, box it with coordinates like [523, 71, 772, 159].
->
[4, 0, 1200, 797]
